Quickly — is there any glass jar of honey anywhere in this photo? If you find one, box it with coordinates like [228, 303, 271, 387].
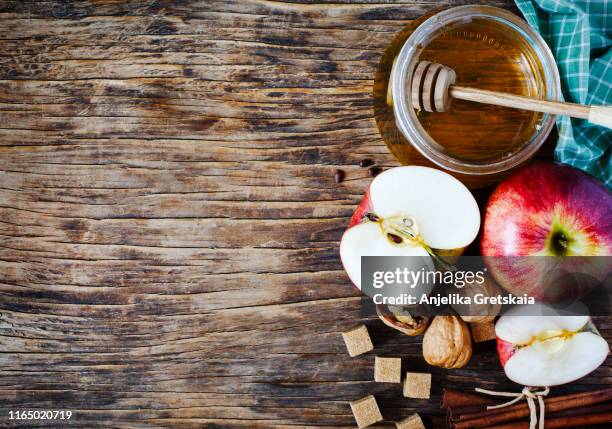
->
[380, 6, 561, 182]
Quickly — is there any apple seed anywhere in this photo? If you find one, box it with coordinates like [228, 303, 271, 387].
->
[334, 169, 345, 184]
[368, 166, 382, 177]
[387, 233, 403, 244]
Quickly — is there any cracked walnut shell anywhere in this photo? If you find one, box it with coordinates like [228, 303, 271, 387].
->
[422, 316, 472, 368]
[376, 305, 430, 336]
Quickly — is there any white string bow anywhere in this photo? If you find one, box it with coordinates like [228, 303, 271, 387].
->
[475, 386, 550, 429]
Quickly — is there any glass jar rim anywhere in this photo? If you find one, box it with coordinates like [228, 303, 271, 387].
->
[391, 5, 561, 176]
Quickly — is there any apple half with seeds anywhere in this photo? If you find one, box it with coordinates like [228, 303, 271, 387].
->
[496, 305, 609, 386]
[340, 166, 480, 290]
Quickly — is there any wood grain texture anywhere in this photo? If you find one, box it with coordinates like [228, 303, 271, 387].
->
[0, 1, 609, 428]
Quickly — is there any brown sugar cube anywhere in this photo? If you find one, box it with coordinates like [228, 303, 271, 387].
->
[403, 372, 431, 399]
[342, 325, 373, 357]
[375, 356, 401, 383]
[470, 321, 497, 343]
[396, 413, 426, 429]
[349, 395, 383, 428]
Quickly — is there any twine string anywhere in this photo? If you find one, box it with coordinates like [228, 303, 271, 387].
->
[475, 386, 550, 429]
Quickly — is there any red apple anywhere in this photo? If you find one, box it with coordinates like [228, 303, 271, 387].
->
[496, 304, 609, 386]
[481, 163, 612, 301]
[340, 166, 480, 290]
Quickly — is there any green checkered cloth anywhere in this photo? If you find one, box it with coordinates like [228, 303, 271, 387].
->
[514, 0, 611, 188]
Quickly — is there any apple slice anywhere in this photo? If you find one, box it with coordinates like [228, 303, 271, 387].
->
[496, 305, 609, 386]
[340, 166, 480, 290]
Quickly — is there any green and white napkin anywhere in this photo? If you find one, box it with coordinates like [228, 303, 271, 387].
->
[514, 0, 611, 188]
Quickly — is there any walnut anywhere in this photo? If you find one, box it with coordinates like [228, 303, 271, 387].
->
[451, 274, 502, 323]
[380, 313, 430, 336]
[376, 305, 430, 336]
[422, 316, 472, 368]
[461, 316, 495, 323]
[461, 314, 495, 323]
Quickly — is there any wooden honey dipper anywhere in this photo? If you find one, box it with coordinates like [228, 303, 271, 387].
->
[411, 61, 612, 129]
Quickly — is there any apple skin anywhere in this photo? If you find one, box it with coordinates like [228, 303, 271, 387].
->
[342, 178, 373, 292]
[349, 188, 372, 228]
[343, 187, 373, 293]
[496, 337, 516, 367]
[481, 163, 612, 300]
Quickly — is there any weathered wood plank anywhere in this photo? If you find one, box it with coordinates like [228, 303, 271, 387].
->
[0, 1, 608, 428]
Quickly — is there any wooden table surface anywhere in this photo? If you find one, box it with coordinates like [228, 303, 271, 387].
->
[0, 1, 610, 428]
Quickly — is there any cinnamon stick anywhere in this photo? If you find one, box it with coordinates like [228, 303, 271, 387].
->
[442, 388, 496, 408]
[448, 389, 557, 422]
[443, 388, 498, 427]
[450, 401, 611, 426]
[448, 404, 492, 419]
[451, 388, 612, 429]
[455, 388, 612, 422]
[483, 411, 612, 429]
[549, 402, 611, 418]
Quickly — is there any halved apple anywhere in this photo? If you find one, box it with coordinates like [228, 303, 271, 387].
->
[496, 305, 609, 386]
[340, 166, 481, 290]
